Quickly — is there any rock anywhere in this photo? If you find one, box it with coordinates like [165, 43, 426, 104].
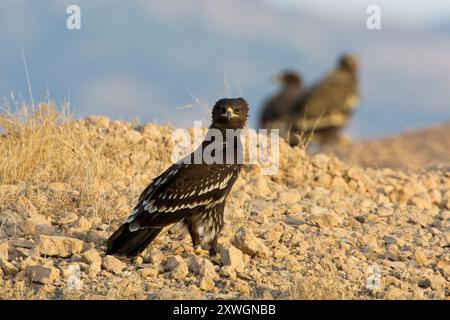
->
[125, 130, 142, 144]
[143, 248, 165, 265]
[27, 265, 59, 284]
[278, 190, 301, 205]
[86, 230, 108, 244]
[221, 245, 245, 272]
[408, 193, 432, 209]
[219, 266, 236, 279]
[165, 256, 188, 280]
[102, 255, 126, 274]
[428, 274, 446, 291]
[414, 249, 428, 266]
[71, 216, 92, 232]
[0, 242, 8, 261]
[85, 115, 110, 128]
[234, 227, 270, 259]
[199, 258, 218, 280]
[16, 196, 39, 217]
[36, 235, 84, 258]
[309, 206, 341, 228]
[417, 278, 431, 289]
[385, 286, 405, 299]
[199, 277, 215, 291]
[1, 260, 18, 276]
[312, 154, 330, 170]
[138, 267, 158, 278]
[437, 256, 450, 277]
[81, 248, 102, 274]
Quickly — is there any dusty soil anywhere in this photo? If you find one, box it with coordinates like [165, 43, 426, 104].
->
[0, 105, 449, 299]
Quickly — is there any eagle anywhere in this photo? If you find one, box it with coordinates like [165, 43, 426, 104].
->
[260, 71, 302, 133]
[106, 98, 249, 258]
[286, 54, 359, 146]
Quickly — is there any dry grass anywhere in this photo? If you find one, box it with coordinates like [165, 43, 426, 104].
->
[0, 103, 167, 224]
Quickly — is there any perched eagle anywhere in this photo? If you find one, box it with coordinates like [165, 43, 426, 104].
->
[107, 98, 249, 257]
[260, 71, 302, 133]
[286, 54, 359, 146]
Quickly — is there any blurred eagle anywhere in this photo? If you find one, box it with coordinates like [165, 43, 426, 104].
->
[106, 98, 249, 258]
[260, 71, 303, 132]
[286, 54, 359, 146]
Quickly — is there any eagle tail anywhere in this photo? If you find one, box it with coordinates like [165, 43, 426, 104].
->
[106, 223, 162, 257]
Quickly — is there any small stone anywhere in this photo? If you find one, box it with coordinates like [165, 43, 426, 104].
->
[199, 258, 218, 280]
[81, 248, 102, 274]
[234, 227, 270, 259]
[199, 277, 215, 291]
[102, 255, 126, 274]
[437, 256, 450, 276]
[71, 216, 92, 232]
[309, 206, 341, 228]
[85, 115, 110, 128]
[385, 286, 405, 299]
[0, 242, 9, 261]
[143, 248, 165, 265]
[417, 278, 431, 289]
[138, 267, 158, 278]
[16, 196, 39, 217]
[219, 266, 236, 279]
[383, 236, 397, 246]
[414, 249, 428, 266]
[1, 260, 18, 275]
[428, 274, 446, 291]
[165, 256, 188, 280]
[27, 265, 59, 285]
[36, 235, 84, 258]
[125, 130, 142, 144]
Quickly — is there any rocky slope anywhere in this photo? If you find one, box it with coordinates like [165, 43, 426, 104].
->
[326, 122, 450, 170]
[0, 107, 449, 299]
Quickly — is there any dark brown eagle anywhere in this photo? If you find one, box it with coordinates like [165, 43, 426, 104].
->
[260, 71, 302, 133]
[286, 54, 359, 146]
[106, 98, 249, 257]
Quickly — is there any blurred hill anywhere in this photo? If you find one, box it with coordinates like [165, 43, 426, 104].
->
[0, 0, 449, 138]
[325, 122, 450, 170]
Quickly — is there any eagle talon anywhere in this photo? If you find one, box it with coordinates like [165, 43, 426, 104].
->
[194, 247, 210, 256]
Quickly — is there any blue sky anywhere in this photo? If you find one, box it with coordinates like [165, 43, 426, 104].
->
[0, 0, 449, 138]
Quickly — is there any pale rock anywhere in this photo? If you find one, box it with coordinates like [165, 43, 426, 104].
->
[310, 206, 341, 228]
[143, 248, 165, 265]
[165, 256, 189, 280]
[1, 260, 18, 275]
[220, 245, 245, 273]
[414, 249, 428, 266]
[125, 130, 142, 144]
[81, 248, 102, 274]
[199, 258, 218, 280]
[138, 267, 158, 278]
[219, 266, 236, 279]
[71, 216, 93, 232]
[36, 235, 84, 258]
[27, 265, 59, 284]
[199, 277, 215, 291]
[234, 227, 270, 258]
[437, 256, 450, 277]
[102, 255, 126, 274]
[0, 242, 8, 261]
[85, 115, 110, 128]
[16, 196, 39, 217]
[311, 154, 330, 170]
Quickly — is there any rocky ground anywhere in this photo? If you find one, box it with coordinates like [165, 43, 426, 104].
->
[0, 105, 449, 299]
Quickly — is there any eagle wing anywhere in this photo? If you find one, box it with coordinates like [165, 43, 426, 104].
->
[125, 162, 239, 231]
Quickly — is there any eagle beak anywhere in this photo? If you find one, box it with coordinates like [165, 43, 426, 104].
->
[224, 107, 237, 121]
